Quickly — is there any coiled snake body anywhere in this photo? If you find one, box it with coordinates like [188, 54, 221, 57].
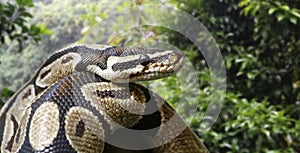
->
[0, 44, 209, 153]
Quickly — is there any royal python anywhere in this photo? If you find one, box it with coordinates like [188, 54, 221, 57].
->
[0, 44, 209, 153]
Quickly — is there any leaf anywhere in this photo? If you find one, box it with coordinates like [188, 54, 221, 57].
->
[16, 0, 34, 7]
[289, 16, 297, 24]
[235, 58, 245, 63]
[15, 0, 22, 5]
[238, 0, 249, 7]
[240, 60, 248, 70]
[276, 13, 285, 22]
[262, 129, 270, 138]
[251, 4, 260, 16]
[290, 10, 300, 18]
[247, 72, 256, 79]
[20, 12, 33, 18]
[0, 88, 14, 97]
[280, 5, 290, 11]
[220, 142, 232, 149]
[242, 6, 252, 16]
[237, 71, 244, 76]
[81, 26, 90, 34]
[38, 24, 53, 35]
[293, 81, 300, 89]
[7, 3, 15, 13]
[268, 8, 277, 15]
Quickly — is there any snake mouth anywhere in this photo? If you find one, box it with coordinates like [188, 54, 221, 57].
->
[129, 70, 176, 81]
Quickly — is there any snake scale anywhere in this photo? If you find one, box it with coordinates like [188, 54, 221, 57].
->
[0, 44, 209, 153]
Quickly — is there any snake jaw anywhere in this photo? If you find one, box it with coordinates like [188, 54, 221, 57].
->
[131, 51, 184, 81]
[129, 58, 183, 82]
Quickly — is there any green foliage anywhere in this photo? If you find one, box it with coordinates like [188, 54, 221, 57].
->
[202, 93, 300, 153]
[80, 0, 168, 46]
[0, 87, 14, 105]
[171, 0, 300, 105]
[0, 0, 51, 52]
[168, 0, 300, 152]
[0, 44, 48, 91]
[239, 0, 300, 24]
[0, 0, 101, 92]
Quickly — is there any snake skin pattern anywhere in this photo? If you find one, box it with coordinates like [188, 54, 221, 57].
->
[0, 44, 209, 153]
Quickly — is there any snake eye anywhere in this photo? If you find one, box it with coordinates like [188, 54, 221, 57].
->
[140, 54, 151, 66]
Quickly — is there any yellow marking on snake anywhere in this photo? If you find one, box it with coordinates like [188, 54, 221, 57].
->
[29, 102, 59, 151]
[36, 53, 81, 88]
[65, 106, 104, 153]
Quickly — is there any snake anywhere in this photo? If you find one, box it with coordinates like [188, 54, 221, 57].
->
[0, 44, 209, 153]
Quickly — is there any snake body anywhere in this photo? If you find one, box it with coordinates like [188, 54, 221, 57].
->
[0, 44, 209, 153]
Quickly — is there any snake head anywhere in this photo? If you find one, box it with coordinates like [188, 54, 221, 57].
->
[85, 45, 184, 83]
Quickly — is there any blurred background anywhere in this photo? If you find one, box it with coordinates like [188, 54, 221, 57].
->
[0, 0, 299, 152]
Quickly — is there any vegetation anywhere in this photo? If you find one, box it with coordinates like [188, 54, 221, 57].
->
[0, 0, 51, 52]
[169, 0, 300, 152]
[0, 0, 49, 104]
[1, 0, 299, 152]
